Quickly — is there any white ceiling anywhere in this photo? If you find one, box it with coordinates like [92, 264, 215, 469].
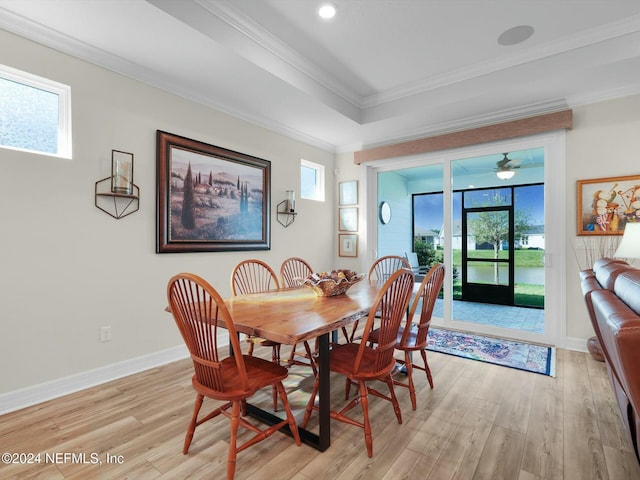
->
[2, 0, 640, 153]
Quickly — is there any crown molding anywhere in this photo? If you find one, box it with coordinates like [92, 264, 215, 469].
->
[0, 7, 339, 153]
[147, 0, 361, 122]
[566, 83, 640, 110]
[364, 13, 640, 108]
[195, 0, 364, 109]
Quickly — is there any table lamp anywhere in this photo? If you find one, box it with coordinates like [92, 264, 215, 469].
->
[615, 223, 640, 260]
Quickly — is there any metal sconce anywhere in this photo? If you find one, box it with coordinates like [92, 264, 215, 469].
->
[95, 149, 140, 219]
[277, 190, 297, 227]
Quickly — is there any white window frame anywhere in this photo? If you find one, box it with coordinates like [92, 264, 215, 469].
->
[0, 64, 72, 159]
[300, 159, 325, 202]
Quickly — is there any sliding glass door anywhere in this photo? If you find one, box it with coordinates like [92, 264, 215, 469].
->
[369, 137, 563, 346]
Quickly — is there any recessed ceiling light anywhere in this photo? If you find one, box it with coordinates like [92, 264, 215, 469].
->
[498, 25, 534, 46]
[318, 3, 336, 20]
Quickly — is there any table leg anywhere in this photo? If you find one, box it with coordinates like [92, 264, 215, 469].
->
[317, 332, 330, 451]
[244, 333, 331, 452]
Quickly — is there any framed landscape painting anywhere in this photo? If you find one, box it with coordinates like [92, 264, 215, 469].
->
[577, 174, 640, 235]
[156, 130, 271, 253]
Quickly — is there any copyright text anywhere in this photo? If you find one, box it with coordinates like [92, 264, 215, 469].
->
[2, 452, 125, 465]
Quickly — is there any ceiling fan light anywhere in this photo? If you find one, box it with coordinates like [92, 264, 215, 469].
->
[318, 3, 336, 19]
[496, 169, 515, 180]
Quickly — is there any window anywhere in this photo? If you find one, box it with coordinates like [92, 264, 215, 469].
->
[0, 64, 72, 158]
[300, 159, 325, 201]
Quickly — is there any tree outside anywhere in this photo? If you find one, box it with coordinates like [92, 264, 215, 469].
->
[467, 193, 533, 283]
[414, 239, 437, 267]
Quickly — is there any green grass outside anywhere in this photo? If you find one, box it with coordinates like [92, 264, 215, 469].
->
[450, 248, 544, 267]
[447, 249, 545, 308]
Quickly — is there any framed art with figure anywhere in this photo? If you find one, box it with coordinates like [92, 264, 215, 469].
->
[339, 233, 358, 257]
[577, 174, 640, 235]
[156, 130, 271, 253]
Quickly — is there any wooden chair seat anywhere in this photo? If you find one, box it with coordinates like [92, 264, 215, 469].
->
[328, 342, 395, 379]
[191, 355, 289, 401]
[368, 324, 421, 350]
[246, 337, 279, 347]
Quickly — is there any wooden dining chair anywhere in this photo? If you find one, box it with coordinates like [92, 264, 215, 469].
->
[369, 255, 412, 284]
[343, 255, 411, 343]
[279, 257, 318, 375]
[280, 256, 313, 287]
[301, 268, 414, 457]
[369, 263, 445, 410]
[231, 259, 282, 410]
[167, 273, 301, 480]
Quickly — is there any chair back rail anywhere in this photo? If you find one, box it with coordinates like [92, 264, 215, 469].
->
[343, 255, 411, 343]
[168, 273, 248, 393]
[231, 259, 280, 295]
[280, 257, 313, 287]
[401, 263, 445, 348]
[368, 255, 411, 284]
[356, 269, 415, 374]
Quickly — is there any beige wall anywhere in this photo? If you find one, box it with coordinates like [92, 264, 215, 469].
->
[0, 30, 335, 396]
[565, 95, 640, 340]
[2, 26, 639, 404]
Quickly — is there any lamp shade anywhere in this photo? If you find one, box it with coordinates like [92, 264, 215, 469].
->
[615, 223, 640, 258]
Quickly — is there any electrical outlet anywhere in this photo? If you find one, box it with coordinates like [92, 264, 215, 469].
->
[100, 326, 112, 342]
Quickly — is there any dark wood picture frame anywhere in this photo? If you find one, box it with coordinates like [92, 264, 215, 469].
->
[577, 174, 640, 236]
[156, 130, 271, 253]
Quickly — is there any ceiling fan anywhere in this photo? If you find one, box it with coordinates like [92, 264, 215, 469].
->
[495, 153, 520, 179]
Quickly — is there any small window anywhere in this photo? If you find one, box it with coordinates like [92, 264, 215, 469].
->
[300, 159, 325, 201]
[0, 64, 72, 158]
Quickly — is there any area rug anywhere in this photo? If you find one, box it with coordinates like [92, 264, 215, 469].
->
[427, 328, 556, 377]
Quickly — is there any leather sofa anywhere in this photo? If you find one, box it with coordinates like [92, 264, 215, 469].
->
[581, 258, 640, 462]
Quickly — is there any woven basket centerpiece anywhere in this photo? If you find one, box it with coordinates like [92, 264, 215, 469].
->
[301, 269, 364, 296]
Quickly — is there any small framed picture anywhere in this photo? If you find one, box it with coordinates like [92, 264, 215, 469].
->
[339, 207, 358, 232]
[339, 180, 358, 206]
[339, 233, 358, 257]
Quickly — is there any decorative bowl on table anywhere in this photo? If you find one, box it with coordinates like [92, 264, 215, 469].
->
[301, 269, 364, 297]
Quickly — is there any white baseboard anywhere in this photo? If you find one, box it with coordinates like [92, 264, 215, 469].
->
[564, 336, 589, 353]
[0, 333, 589, 416]
[0, 345, 189, 416]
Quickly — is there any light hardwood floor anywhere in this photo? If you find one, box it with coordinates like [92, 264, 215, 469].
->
[1, 347, 639, 479]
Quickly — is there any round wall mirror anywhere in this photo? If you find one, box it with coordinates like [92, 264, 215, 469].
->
[379, 201, 391, 224]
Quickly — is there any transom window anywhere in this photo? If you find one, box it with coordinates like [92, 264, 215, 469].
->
[0, 64, 72, 158]
[300, 159, 325, 201]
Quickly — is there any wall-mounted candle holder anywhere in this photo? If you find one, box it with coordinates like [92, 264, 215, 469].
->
[277, 190, 297, 227]
[95, 149, 139, 219]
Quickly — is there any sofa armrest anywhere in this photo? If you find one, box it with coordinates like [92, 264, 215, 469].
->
[592, 289, 640, 417]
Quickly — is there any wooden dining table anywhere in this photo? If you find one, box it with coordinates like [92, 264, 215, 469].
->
[223, 280, 382, 451]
